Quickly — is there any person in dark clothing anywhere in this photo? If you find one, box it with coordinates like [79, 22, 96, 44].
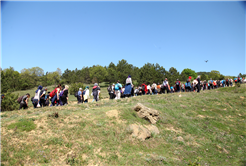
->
[77, 88, 83, 104]
[40, 87, 47, 107]
[19, 93, 30, 110]
[175, 79, 181, 92]
[162, 78, 170, 94]
[92, 83, 100, 102]
[60, 85, 69, 105]
[0, 94, 5, 112]
[203, 80, 207, 90]
[197, 76, 201, 93]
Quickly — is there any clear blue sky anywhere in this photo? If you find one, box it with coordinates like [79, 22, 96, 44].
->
[1, 1, 245, 76]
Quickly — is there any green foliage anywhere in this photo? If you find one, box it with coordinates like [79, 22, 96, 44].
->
[200, 73, 208, 81]
[69, 82, 85, 95]
[209, 70, 220, 80]
[90, 65, 107, 84]
[181, 68, 197, 80]
[7, 119, 36, 132]
[236, 83, 241, 87]
[1, 93, 19, 111]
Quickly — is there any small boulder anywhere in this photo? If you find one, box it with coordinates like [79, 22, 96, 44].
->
[127, 124, 160, 141]
[133, 103, 160, 124]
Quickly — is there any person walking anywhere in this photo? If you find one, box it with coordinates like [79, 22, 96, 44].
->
[39, 87, 47, 107]
[77, 88, 83, 104]
[60, 85, 69, 105]
[33, 85, 43, 108]
[83, 86, 90, 103]
[124, 75, 133, 98]
[92, 83, 100, 102]
[114, 81, 122, 100]
[197, 76, 201, 93]
[19, 93, 30, 110]
[162, 78, 170, 94]
[175, 79, 181, 92]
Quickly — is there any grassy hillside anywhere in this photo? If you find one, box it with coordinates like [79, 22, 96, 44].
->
[1, 84, 246, 165]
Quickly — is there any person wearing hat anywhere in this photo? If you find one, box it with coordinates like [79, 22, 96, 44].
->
[175, 79, 181, 92]
[124, 75, 133, 98]
[84, 86, 90, 103]
[77, 88, 83, 104]
[0, 94, 5, 112]
[114, 80, 122, 100]
[92, 83, 100, 102]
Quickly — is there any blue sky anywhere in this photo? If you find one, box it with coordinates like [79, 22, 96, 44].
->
[1, 1, 245, 76]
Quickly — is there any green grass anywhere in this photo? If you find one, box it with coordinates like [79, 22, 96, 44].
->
[1, 84, 246, 165]
[7, 118, 36, 132]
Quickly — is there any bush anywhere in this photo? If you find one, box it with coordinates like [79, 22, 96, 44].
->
[1, 93, 19, 111]
[236, 83, 241, 87]
[69, 82, 85, 95]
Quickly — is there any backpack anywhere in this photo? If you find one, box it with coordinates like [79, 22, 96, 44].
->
[59, 90, 64, 97]
[17, 96, 24, 103]
[82, 91, 85, 95]
[176, 81, 180, 86]
[107, 85, 112, 92]
[142, 85, 145, 91]
[49, 89, 56, 98]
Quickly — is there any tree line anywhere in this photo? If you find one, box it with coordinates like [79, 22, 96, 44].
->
[1, 59, 242, 93]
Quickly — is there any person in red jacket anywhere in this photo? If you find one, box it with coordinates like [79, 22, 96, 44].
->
[141, 83, 148, 95]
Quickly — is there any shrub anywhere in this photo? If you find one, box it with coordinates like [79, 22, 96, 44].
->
[69, 83, 85, 95]
[1, 93, 19, 111]
[236, 83, 241, 87]
[8, 119, 36, 132]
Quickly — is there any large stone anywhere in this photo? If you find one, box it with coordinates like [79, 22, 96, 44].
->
[133, 103, 160, 124]
[127, 124, 160, 141]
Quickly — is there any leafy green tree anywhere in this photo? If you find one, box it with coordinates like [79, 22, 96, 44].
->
[90, 65, 107, 85]
[209, 70, 220, 80]
[168, 67, 180, 85]
[201, 73, 208, 81]
[181, 68, 197, 80]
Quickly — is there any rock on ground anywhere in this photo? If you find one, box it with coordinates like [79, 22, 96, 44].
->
[127, 124, 160, 141]
[133, 103, 160, 124]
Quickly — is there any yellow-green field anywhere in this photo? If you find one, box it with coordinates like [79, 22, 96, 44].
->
[1, 84, 246, 165]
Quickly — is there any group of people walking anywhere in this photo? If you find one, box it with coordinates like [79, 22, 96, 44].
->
[107, 76, 245, 99]
[18, 84, 69, 110]
[16, 75, 244, 110]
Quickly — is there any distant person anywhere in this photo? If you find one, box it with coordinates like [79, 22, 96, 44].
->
[92, 83, 100, 102]
[151, 82, 157, 95]
[50, 84, 61, 106]
[0, 94, 5, 112]
[83, 86, 89, 103]
[114, 81, 122, 100]
[185, 79, 191, 92]
[124, 75, 133, 97]
[39, 87, 47, 107]
[33, 85, 43, 108]
[77, 88, 83, 104]
[19, 93, 30, 110]
[197, 76, 201, 93]
[108, 84, 115, 99]
[162, 78, 170, 94]
[203, 80, 207, 90]
[141, 82, 148, 95]
[175, 79, 181, 92]
[60, 85, 69, 105]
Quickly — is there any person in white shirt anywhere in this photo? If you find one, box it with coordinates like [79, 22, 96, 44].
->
[84, 86, 90, 103]
[124, 75, 133, 98]
[33, 85, 43, 108]
[162, 78, 170, 94]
